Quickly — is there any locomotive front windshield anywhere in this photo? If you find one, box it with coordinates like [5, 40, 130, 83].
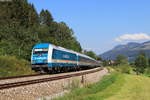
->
[32, 48, 48, 64]
[33, 48, 48, 54]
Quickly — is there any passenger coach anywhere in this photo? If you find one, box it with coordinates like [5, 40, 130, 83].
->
[31, 43, 100, 72]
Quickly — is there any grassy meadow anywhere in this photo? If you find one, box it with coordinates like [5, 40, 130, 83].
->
[53, 70, 150, 100]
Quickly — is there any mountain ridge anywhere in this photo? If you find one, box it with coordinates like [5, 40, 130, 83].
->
[100, 41, 150, 61]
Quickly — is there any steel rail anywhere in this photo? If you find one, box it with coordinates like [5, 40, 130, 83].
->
[0, 73, 47, 80]
[0, 68, 102, 90]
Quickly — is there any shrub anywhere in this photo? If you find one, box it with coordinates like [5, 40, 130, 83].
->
[115, 64, 133, 74]
[144, 67, 150, 77]
[135, 55, 149, 74]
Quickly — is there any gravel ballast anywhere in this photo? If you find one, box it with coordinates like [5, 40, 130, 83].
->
[0, 67, 108, 100]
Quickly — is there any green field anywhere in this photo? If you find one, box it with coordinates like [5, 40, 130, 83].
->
[53, 72, 150, 100]
[105, 74, 150, 100]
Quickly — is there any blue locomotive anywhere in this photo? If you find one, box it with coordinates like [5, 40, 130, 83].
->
[31, 43, 100, 72]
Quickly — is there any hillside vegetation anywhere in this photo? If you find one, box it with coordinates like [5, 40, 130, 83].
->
[53, 72, 150, 100]
[0, 0, 82, 61]
[0, 56, 34, 77]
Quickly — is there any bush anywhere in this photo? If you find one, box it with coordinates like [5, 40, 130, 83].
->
[0, 55, 34, 77]
[135, 55, 149, 74]
[144, 67, 150, 77]
[115, 64, 134, 74]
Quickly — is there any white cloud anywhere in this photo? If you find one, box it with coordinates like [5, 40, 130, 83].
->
[115, 33, 150, 42]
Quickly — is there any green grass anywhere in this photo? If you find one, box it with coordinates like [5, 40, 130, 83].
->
[105, 74, 150, 100]
[53, 73, 122, 100]
[53, 72, 150, 100]
[0, 55, 34, 77]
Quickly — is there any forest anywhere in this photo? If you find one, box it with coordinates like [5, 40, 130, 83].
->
[0, 0, 83, 61]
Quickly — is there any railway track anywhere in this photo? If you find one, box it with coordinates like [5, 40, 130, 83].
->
[0, 68, 102, 90]
[0, 73, 47, 80]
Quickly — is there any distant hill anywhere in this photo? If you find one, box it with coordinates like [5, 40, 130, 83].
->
[100, 41, 150, 61]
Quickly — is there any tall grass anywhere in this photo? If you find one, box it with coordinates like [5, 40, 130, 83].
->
[53, 73, 121, 100]
[68, 78, 80, 90]
[0, 55, 34, 77]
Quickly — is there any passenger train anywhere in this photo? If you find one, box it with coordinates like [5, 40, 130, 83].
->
[31, 43, 101, 73]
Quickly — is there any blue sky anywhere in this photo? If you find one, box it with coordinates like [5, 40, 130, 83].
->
[28, 0, 150, 54]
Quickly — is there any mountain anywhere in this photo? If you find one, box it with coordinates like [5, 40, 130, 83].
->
[100, 41, 150, 61]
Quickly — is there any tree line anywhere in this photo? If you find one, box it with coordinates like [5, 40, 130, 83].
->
[0, 0, 82, 60]
[105, 53, 150, 75]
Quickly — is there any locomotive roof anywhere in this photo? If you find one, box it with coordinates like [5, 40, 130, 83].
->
[33, 43, 50, 49]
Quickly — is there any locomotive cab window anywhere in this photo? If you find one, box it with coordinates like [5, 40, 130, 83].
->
[33, 48, 48, 54]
